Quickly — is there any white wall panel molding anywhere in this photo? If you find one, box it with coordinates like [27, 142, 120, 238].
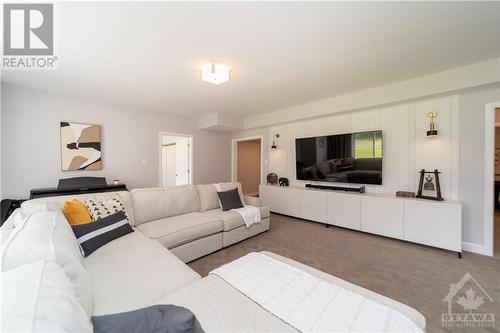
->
[261, 95, 459, 199]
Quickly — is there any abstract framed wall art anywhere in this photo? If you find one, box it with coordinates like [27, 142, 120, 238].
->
[60, 122, 102, 171]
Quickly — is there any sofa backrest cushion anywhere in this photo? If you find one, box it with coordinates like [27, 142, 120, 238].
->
[197, 184, 219, 212]
[1, 210, 93, 317]
[2, 261, 93, 332]
[22, 191, 135, 226]
[131, 185, 201, 225]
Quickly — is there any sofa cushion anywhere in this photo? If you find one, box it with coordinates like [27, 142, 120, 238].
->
[157, 275, 297, 333]
[1, 224, 14, 242]
[137, 212, 223, 249]
[83, 231, 201, 315]
[22, 191, 135, 226]
[197, 184, 220, 212]
[206, 206, 270, 231]
[2, 211, 93, 318]
[131, 186, 201, 225]
[2, 261, 93, 333]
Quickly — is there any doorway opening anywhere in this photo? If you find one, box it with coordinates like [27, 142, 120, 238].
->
[493, 108, 500, 257]
[159, 133, 193, 187]
[485, 102, 500, 257]
[232, 137, 263, 197]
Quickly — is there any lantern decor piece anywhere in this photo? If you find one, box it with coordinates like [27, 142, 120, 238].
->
[416, 169, 444, 201]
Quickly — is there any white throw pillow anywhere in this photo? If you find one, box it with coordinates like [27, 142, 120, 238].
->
[2, 261, 93, 332]
[1, 210, 93, 317]
[84, 197, 129, 221]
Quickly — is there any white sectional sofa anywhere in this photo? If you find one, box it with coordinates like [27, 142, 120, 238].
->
[19, 182, 270, 263]
[1, 182, 425, 332]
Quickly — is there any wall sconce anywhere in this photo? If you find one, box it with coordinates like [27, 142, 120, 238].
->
[427, 111, 438, 136]
[271, 134, 280, 149]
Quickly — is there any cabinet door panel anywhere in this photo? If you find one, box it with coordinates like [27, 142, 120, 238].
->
[300, 190, 327, 222]
[259, 185, 277, 212]
[280, 188, 301, 217]
[361, 196, 403, 239]
[327, 193, 361, 230]
[404, 200, 461, 251]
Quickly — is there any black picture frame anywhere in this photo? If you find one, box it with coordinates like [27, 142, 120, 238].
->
[416, 169, 444, 201]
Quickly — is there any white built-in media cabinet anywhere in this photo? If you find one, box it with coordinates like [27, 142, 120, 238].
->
[260, 185, 462, 257]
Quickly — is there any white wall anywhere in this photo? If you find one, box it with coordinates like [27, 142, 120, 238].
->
[1, 84, 232, 198]
[243, 58, 500, 129]
[459, 85, 500, 247]
[234, 84, 500, 253]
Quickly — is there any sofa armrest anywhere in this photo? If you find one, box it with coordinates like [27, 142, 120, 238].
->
[244, 196, 263, 207]
[1, 208, 20, 229]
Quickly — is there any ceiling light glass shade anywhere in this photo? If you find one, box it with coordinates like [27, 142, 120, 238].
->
[200, 64, 231, 85]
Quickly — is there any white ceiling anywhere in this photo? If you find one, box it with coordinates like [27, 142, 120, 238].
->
[2, 1, 499, 118]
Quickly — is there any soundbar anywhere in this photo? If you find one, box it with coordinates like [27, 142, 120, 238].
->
[305, 184, 365, 193]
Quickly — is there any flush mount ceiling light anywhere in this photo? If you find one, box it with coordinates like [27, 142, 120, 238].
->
[200, 63, 231, 85]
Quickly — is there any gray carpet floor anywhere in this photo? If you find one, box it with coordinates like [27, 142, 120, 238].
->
[189, 213, 500, 333]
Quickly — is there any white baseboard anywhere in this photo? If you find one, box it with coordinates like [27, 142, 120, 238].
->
[462, 241, 492, 256]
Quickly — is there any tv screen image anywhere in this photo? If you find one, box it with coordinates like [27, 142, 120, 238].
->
[295, 130, 383, 185]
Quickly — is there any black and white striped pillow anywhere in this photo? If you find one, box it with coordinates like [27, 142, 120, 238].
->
[71, 211, 133, 257]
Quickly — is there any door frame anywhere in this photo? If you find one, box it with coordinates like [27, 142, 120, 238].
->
[483, 102, 500, 257]
[158, 131, 194, 186]
[231, 136, 264, 192]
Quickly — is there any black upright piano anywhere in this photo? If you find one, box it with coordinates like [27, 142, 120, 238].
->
[29, 177, 127, 199]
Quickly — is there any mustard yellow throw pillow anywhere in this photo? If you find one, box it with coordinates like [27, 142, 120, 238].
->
[63, 199, 92, 226]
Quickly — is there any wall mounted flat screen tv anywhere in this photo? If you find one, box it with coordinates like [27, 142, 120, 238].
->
[296, 130, 383, 185]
